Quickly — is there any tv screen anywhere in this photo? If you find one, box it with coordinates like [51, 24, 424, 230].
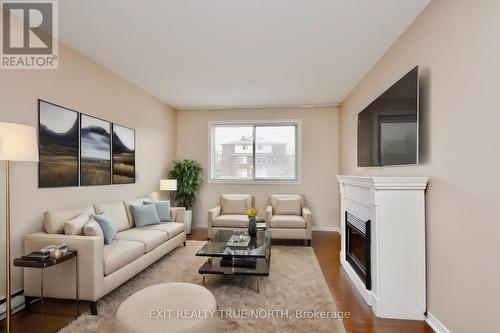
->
[358, 66, 418, 167]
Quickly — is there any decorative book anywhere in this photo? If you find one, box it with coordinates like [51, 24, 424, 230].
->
[21, 253, 50, 262]
[227, 235, 251, 248]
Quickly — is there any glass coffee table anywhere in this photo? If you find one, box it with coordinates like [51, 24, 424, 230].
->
[196, 229, 271, 293]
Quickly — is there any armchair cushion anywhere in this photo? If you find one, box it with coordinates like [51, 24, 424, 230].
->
[221, 198, 248, 215]
[212, 215, 248, 228]
[221, 194, 253, 214]
[274, 197, 302, 215]
[270, 215, 306, 229]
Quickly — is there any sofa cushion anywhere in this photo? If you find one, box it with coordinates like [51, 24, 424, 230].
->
[83, 219, 104, 238]
[64, 213, 90, 235]
[115, 229, 167, 252]
[274, 197, 302, 215]
[221, 194, 252, 214]
[130, 204, 161, 228]
[124, 197, 150, 227]
[139, 222, 185, 239]
[93, 213, 118, 245]
[212, 214, 248, 228]
[43, 205, 95, 234]
[94, 201, 130, 232]
[271, 215, 306, 229]
[144, 200, 171, 222]
[103, 240, 145, 276]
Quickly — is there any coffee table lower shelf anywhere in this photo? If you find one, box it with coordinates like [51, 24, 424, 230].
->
[199, 257, 270, 293]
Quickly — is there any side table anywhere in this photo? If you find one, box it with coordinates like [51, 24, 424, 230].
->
[14, 250, 79, 331]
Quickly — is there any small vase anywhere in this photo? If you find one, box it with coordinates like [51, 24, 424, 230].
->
[248, 217, 257, 236]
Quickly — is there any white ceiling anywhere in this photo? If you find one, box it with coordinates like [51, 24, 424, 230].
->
[58, 0, 430, 109]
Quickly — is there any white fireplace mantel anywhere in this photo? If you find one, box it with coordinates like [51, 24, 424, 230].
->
[337, 175, 428, 321]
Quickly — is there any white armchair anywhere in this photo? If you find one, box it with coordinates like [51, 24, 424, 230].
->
[265, 194, 312, 245]
[208, 194, 254, 238]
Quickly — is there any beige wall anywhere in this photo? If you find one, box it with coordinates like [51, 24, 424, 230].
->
[0, 43, 176, 297]
[177, 107, 339, 230]
[339, 0, 500, 332]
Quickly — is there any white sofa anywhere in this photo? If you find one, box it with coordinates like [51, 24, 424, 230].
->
[207, 194, 254, 238]
[265, 194, 312, 245]
[23, 195, 186, 315]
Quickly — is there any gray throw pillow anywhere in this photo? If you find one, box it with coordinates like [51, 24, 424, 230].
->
[92, 213, 117, 245]
[131, 204, 161, 227]
[144, 200, 171, 222]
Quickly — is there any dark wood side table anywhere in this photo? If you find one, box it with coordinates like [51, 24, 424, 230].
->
[14, 250, 79, 332]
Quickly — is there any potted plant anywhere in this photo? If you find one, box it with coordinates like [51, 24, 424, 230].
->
[168, 160, 203, 234]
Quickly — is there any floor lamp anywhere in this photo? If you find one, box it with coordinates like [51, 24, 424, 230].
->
[0, 122, 39, 333]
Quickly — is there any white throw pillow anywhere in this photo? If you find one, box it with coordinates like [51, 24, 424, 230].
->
[222, 198, 248, 215]
[83, 218, 104, 238]
[274, 198, 302, 215]
[64, 213, 90, 235]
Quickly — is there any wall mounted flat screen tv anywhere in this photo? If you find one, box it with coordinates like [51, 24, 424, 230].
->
[358, 66, 418, 167]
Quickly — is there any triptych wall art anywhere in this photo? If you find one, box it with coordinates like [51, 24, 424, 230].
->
[38, 99, 136, 188]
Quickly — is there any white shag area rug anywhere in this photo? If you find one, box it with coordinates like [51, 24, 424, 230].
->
[60, 241, 345, 333]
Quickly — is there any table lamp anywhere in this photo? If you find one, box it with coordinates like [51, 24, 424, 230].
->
[0, 122, 38, 333]
[160, 179, 177, 203]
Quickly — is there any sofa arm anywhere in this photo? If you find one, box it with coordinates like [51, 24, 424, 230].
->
[24, 233, 105, 302]
[265, 206, 273, 228]
[302, 207, 312, 237]
[170, 207, 186, 223]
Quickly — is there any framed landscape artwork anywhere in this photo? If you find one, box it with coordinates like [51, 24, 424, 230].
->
[80, 114, 112, 186]
[38, 100, 79, 188]
[112, 124, 135, 184]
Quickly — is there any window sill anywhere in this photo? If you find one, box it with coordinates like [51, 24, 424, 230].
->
[208, 178, 302, 185]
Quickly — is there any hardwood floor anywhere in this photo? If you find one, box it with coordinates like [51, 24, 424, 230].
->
[1, 230, 434, 333]
[311, 231, 433, 333]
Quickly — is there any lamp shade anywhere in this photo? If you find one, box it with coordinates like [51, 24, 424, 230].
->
[0, 122, 38, 162]
[160, 179, 177, 191]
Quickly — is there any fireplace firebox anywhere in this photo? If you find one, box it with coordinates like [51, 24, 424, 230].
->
[345, 212, 371, 290]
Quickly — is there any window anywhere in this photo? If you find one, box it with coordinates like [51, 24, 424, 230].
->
[209, 120, 301, 182]
[237, 169, 248, 178]
[256, 157, 266, 165]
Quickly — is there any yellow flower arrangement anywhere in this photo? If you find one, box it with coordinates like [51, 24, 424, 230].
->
[246, 207, 257, 219]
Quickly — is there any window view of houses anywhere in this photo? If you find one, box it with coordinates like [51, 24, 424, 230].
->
[212, 125, 297, 180]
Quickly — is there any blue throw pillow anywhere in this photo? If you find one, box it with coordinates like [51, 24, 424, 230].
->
[131, 204, 161, 227]
[144, 200, 171, 222]
[92, 213, 117, 245]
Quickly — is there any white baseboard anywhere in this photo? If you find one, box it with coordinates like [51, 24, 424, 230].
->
[426, 312, 451, 333]
[311, 226, 340, 232]
[194, 225, 340, 232]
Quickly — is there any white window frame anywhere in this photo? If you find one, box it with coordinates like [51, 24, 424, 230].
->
[208, 119, 302, 184]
